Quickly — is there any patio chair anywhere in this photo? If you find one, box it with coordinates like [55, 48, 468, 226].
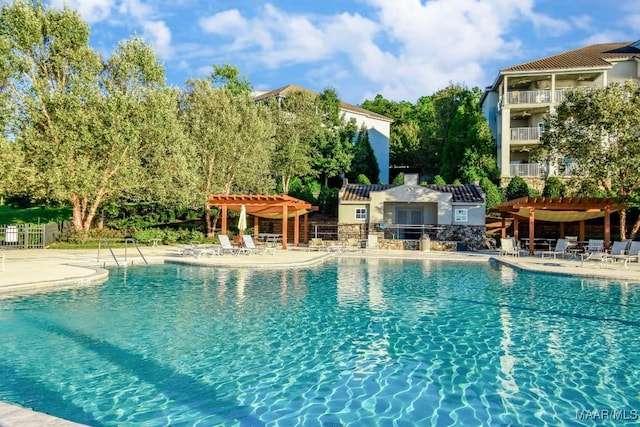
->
[308, 238, 326, 252]
[541, 238, 569, 259]
[344, 238, 363, 252]
[242, 235, 276, 255]
[499, 237, 520, 257]
[218, 235, 240, 255]
[585, 239, 604, 254]
[196, 244, 221, 257]
[611, 241, 640, 269]
[366, 234, 379, 252]
[0, 249, 5, 272]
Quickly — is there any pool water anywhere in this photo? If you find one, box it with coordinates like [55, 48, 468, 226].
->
[0, 259, 639, 426]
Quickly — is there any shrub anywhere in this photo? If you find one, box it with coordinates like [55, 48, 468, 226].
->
[391, 173, 404, 185]
[505, 176, 530, 200]
[356, 174, 371, 185]
[543, 177, 565, 198]
[479, 177, 502, 210]
[432, 175, 446, 185]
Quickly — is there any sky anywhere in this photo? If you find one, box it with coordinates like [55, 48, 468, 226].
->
[42, 0, 640, 105]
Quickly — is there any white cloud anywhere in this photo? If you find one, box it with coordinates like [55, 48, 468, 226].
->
[142, 20, 172, 59]
[118, 0, 154, 19]
[50, 0, 114, 23]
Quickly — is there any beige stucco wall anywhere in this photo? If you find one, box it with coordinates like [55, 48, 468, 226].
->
[338, 202, 369, 224]
[452, 203, 486, 226]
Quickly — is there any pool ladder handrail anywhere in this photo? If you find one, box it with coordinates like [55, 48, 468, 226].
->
[98, 238, 148, 267]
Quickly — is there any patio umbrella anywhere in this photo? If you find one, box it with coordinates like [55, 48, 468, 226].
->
[237, 204, 247, 236]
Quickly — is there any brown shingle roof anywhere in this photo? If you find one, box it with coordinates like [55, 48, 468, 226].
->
[254, 84, 393, 122]
[502, 41, 640, 72]
[340, 183, 485, 203]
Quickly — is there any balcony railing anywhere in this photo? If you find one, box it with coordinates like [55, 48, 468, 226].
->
[507, 90, 550, 105]
[510, 127, 540, 141]
[508, 161, 580, 177]
[510, 163, 544, 177]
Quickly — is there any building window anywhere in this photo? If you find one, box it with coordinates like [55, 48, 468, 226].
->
[355, 208, 367, 220]
[454, 209, 468, 222]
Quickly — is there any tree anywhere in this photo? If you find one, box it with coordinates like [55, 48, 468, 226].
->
[269, 90, 321, 194]
[311, 88, 354, 186]
[209, 63, 252, 96]
[441, 87, 494, 182]
[539, 81, 640, 238]
[0, 2, 191, 232]
[348, 124, 380, 183]
[179, 78, 275, 235]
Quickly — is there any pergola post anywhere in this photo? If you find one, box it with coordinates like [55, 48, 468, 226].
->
[294, 210, 300, 246]
[281, 205, 288, 249]
[221, 205, 228, 235]
[579, 220, 585, 242]
[303, 214, 309, 243]
[513, 217, 520, 241]
[528, 209, 535, 255]
[501, 215, 506, 238]
[604, 208, 611, 249]
[253, 216, 259, 240]
[559, 222, 565, 238]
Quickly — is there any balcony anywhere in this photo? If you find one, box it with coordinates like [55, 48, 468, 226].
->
[510, 163, 544, 177]
[506, 90, 550, 105]
[511, 127, 540, 142]
[508, 161, 580, 177]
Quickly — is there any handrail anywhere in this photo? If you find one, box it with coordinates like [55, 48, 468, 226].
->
[98, 238, 120, 267]
[124, 238, 148, 265]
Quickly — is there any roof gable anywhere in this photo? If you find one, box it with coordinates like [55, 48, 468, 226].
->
[501, 41, 639, 73]
[253, 84, 393, 122]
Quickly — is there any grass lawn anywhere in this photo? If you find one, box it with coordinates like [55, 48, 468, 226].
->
[0, 204, 72, 225]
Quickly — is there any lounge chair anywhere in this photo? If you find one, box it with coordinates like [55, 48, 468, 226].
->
[344, 238, 363, 252]
[585, 239, 604, 254]
[308, 238, 326, 252]
[499, 237, 520, 257]
[196, 245, 221, 257]
[242, 235, 275, 255]
[610, 241, 640, 268]
[541, 238, 569, 258]
[0, 249, 5, 272]
[366, 234, 379, 252]
[218, 235, 240, 255]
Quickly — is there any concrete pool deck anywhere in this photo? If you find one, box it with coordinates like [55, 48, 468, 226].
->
[1, 245, 639, 425]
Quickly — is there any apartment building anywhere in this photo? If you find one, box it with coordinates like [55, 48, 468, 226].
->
[481, 41, 640, 187]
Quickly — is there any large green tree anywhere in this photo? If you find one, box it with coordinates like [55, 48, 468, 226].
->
[0, 1, 190, 231]
[348, 124, 380, 183]
[269, 90, 321, 194]
[441, 87, 495, 182]
[311, 88, 354, 186]
[539, 81, 640, 238]
[179, 77, 275, 235]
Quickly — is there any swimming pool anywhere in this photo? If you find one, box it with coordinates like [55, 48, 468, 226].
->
[0, 259, 639, 426]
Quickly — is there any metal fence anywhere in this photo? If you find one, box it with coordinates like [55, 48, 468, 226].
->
[0, 222, 68, 249]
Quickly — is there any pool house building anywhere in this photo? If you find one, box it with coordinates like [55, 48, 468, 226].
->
[338, 174, 487, 250]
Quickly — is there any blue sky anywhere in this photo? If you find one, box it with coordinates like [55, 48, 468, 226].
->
[44, 0, 639, 104]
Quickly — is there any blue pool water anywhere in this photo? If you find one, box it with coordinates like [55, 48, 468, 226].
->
[1, 259, 639, 426]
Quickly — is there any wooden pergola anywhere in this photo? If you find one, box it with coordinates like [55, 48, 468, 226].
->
[208, 194, 317, 249]
[490, 196, 625, 255]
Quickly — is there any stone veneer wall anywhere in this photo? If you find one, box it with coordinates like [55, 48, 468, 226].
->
[336, 225, 486, 251]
